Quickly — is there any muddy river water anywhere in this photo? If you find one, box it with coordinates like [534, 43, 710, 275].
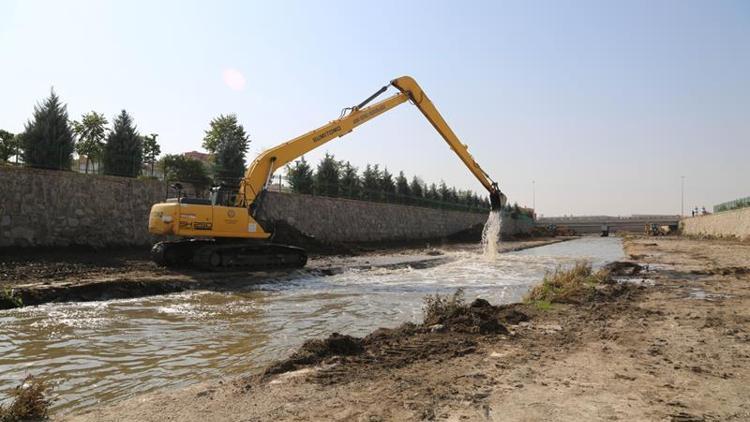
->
[0, 237, 623, 415]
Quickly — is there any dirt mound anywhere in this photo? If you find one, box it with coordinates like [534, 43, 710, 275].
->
[261, 295, 516, 385]
[264, 333, 363, 376]
[496, 305, 530, 325]
[604, 261, 643, 276]
[423, 291, 509, 334]
[268, 220, 354, 256]
[436, 298, 509, 334]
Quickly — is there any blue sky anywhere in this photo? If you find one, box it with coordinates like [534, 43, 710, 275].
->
[1, 0, 748, 216]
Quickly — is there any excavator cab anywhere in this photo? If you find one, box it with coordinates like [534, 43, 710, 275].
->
[209, 185, 237, 207]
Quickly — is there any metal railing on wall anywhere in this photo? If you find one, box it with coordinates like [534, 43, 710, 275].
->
[714, 196, 750, 213]
[266, 176, 491, 214]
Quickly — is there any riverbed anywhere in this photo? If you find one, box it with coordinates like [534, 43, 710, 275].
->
[0, 237, 623, 414]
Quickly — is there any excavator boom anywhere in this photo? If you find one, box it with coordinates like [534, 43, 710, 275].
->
[237, 76, 506, 211]
[390, 77, 503, 207]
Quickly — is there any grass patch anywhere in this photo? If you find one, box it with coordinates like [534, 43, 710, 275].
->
[525, 261, 609, 304]
[0, 376, 52, 421]
[530, 299, 553, 311]
[0, 288, 23, 309]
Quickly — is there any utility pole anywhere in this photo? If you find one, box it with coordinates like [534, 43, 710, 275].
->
[532, 180, 536, 211]
[681, 176, 688, 217]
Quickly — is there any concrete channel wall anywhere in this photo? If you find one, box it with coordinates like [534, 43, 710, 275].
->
[680, 208, 750, 241]
[256, 191, 492, 243]
[0, 167, 530, 248]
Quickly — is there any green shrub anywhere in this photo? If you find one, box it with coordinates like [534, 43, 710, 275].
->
[423, 288, 465, 325]
[531, 299, 553, 311]
[0, 376, 52, 421]
[525, 262, 609, 304]
[0, 288, 22, 309]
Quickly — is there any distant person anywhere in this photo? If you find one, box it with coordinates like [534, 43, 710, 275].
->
[691, 209, 695, 217]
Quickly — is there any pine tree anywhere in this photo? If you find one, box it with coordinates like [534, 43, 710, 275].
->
[314, 153, 340, 197]
[409, 176, 424, 203]
[472, 192, 482, 209]
[438, 181, 451, 203]
[21, 89, 75, 170]
[102, 110, 142, 177]
[395, 171, 410, 202]
[361, 164, 381, 201]
[286, 156, 314, 194]
[202, 114, 250, 186]
[339, 161, 360, 198]
[450, 187, 459, 203]
[426, 183, 439, 201]
[380, 167, 396, 200]
[458, 190, 473, 208]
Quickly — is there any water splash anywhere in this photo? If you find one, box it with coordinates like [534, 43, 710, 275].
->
[481, 211, 502, 258]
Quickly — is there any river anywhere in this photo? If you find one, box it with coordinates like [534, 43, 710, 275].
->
[0, 237, 623, 415]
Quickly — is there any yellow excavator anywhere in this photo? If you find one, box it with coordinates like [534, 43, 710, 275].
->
[148, 76, 507, 270]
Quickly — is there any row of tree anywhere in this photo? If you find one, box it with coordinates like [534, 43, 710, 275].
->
[0, 90, 156, 177]
[2, 90, 501, 212]
[286, 153, 492, 210]
[0, 90, 251, 184]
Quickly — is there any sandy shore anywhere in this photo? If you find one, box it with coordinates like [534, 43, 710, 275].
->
[60, 236, 750, 421]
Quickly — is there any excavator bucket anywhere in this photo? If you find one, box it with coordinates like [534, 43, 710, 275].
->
[490, 191, 507, 211]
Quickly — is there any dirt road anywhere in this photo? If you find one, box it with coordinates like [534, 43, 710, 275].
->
[63, 236, 750, 421]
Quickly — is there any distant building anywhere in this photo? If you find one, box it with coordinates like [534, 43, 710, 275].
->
[183, 150, 212, 164]
[73, 155, 100, 174]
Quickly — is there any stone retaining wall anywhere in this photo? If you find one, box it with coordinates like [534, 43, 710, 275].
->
[0, 166, 165, 247]
[0, 167, 532, 248]
[256, 191, 493, 243]
[680, 208, 750, 241]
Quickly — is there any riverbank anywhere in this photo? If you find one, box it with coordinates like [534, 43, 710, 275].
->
[64, 236, 750, 421]
[0, 238, 568, 309]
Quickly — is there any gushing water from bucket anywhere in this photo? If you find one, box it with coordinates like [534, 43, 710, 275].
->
[481, 210, 502, 258]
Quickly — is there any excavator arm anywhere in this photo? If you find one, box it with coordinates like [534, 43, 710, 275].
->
[390, 77, 506, 210]
[237, 76, 506, 211]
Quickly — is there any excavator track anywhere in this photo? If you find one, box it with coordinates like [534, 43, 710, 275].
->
[151, 240, 307, 271]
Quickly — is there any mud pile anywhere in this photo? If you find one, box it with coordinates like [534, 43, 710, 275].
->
[268, 220, 354, 256]
[264, 333, 363, 375]
[603, 261, 643, 276]
[425, 298, 510, 334]
[262, 296, 530, 384]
